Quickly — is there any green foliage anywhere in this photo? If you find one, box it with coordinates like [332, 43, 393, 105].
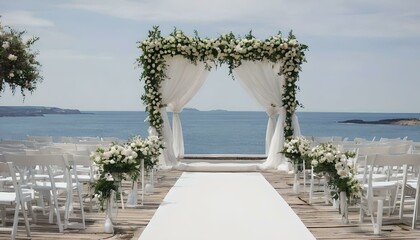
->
[310, 143, 361, 200]
[137, 26, 308, 141]
[91, 177, 119, 211]
[0, 18, 42, 97]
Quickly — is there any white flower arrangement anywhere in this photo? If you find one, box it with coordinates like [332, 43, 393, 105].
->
[91, 135, 164, 211]
[91, 144, 140, 177]
[281, 136, 311, 165]
[1, 19, 42, 96]
[129, 135, 163, 170]
[310, 143, 361, 200]
[137, 27, 308, 147]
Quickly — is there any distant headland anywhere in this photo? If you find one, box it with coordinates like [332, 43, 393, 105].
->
[338, 118, 420, 126]
[0, 106, 88, 117]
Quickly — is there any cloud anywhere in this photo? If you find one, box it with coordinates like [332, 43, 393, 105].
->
[63, 0, 266, 23]
[62, 0, 420, 39]
[40, 49, 113, 61]
[1, 10, 54, 27]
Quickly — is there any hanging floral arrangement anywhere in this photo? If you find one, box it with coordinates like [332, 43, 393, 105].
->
[0, 19, 42, 97]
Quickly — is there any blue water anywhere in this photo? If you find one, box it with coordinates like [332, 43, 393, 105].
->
[1, 111, 420, 154]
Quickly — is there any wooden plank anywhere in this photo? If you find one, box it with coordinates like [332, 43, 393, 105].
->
[2, 168, 420, 239]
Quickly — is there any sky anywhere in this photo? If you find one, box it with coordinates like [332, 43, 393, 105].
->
[1, 0, 420, 113]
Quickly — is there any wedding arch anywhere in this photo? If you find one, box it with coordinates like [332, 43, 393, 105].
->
[137, 27, 308, 170]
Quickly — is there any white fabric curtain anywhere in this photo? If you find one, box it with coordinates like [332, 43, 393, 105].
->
[158, 55, 209, 167]
[292, 114, 301, 137]
[233, 61, 285, 155]
[233, 60, 287, 169]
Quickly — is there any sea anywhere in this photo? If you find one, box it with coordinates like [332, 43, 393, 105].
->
[1, 111, 420, 154]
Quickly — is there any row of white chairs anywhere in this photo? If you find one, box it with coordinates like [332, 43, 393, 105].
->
[359, 153, 420, 234]
[0, 150, 95, 239]
[1, 135, 123, 149]
[301, 138, 420, 234]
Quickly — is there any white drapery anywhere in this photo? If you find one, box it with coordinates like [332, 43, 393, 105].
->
[154, 57, 300, 170]
[157, 55, 209, 167]
[233, 60, 300, 169]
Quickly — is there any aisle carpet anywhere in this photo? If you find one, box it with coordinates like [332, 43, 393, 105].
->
[138, 172, 315, 240]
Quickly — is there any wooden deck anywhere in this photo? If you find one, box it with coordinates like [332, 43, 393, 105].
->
[3, 169, 420, 239]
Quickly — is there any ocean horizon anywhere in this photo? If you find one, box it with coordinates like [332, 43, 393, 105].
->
[1, 110, 419, 154]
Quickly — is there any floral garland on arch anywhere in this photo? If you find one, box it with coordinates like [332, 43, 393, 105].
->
[137, 26, 308, 145]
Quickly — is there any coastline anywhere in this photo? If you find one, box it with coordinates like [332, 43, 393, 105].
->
[0, 106, 88, 117]
[338, 118, 420, 126]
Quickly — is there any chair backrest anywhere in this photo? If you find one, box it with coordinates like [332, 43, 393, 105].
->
[387, 142, 413, 155]
[4, 153, 70, 188]
[331, 136, 342, 142]
[73, 136, 101, 143]
[60, 136, 74, 143]
[357, 145, 391, 156]
[0, 146, 26, 153]
[0, 162, 11, 183]
[0, 139, 37, 148]
[313, 136, 333, 144]
[66, 154, 95, 182]
[27, 135, 53, 144]
[101, 137, 121, 143]
[0, 162, 26, 203]
[52, 143, 78, 151]
[354, 137, 374, 143]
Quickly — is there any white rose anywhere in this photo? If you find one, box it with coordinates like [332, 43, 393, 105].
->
[337, 169, 347, 177]
[9, 72, 14, 78]
[2, 41, 10, 49]
[105, 173, 114, 181]
[8, 54, 17, 61]
[289, 39, 297, 45]
[326, 153, 335, 162]
[103, 152, 111, 159]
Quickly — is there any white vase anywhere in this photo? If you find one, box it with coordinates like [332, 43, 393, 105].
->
[292, 165, 300, 194]
[339, 191, 349, 224]
[126, 180, 138, 207]
[332, 199, 339, 209]
[104, 217, 114, 233]
[145, 183, 153, 194]
[104, 193, 116, 233]
[106, 190, 118, 224]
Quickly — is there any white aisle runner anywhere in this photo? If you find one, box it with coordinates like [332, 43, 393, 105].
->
[139, 172, 315, 240]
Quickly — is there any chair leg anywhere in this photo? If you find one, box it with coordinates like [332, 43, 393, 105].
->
[12, 203, 21, 239]
[52, 194, 63, 233]
[413, 196, 419, 229]
[20, 201, 31, 237]
[1, 206, 6, 227]
[303, 161, 306, 193]
[49, 197, 54, 224]
[309, 176, 313, 204]
[324, 184, 329, 204]
[27, 201, 37, 223]
[374, 200, 384, 235]
[77, 185, 86, 228]
[359, 206, 365, 223]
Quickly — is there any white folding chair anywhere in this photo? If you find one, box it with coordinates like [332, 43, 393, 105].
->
[397, 154, 420, 229]
[66, 154, 96, 212]
[4, 153, 85, 232]
[359, 154, 415, 234]
[0, 162, 33, 239]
